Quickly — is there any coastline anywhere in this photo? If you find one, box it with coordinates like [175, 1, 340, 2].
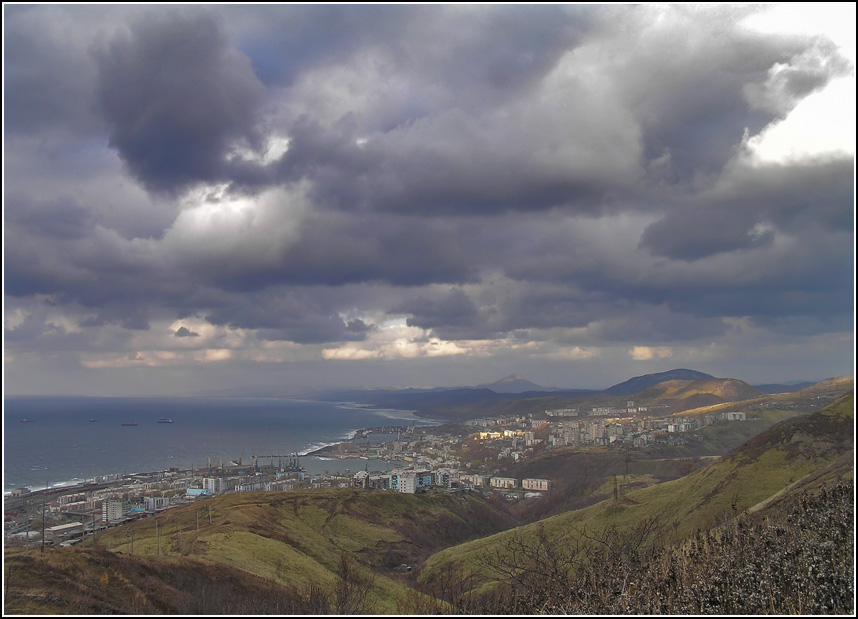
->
[4, 398, 434, 494]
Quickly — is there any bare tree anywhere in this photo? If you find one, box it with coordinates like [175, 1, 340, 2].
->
[332, 553, 375, 614]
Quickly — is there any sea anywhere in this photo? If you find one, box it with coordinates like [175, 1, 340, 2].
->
[3, 396, 436, 494]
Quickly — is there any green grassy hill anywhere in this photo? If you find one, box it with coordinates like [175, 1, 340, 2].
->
[634, 377, 763, 412]
[3, 547, 335, 615]
[418, 392, 854, 591]
[493, 379, 852, 523]
[4, 487, 516, 614]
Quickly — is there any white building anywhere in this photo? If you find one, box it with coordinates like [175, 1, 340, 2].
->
[490, 477, 517, 490]
[102, 498, 124, 523]
[434, 468, 455, 487]
[398, 472, 417, 494]
[46, 522, 84, 543]
[353, 470, 370, 488]
[144, 496, 170, 512]
[521, 478, 551, 492]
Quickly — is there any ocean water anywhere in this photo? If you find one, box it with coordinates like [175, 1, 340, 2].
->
[3, 396, 433, 493]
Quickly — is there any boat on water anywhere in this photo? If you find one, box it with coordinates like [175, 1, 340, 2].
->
[121, 422, 139, 426]
[157, 418, 174, 424]
[20, 419, 34, 423]
[90, 418, 98, 422]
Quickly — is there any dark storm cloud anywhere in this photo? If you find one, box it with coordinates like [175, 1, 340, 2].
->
[639, 207, 774, 261]
[714, 158, 854, 233]
[499, 201, 852, 335]
[640, 157, 854, 260]
[398, 283, 606, 342]
[272, 108, 635, 216]
[3, 4, 854, 394]
[399, 289, 485, 338]
[221, 6, 632, 215]
[201, 212, 481, 291]
[256, 6, 845, 219]
[592, 6, 841, 181]
[345, 319, 374, 334]
[4, 200, 203, 323]
[93, 10, 266, 194]
[395, 279, 737, 346]
[175, 326, 199, 338]
[203, 290, 367, 344]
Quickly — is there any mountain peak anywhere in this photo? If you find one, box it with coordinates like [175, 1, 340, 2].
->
[478, 374, 552, 393]
[604, 368, 715, 396]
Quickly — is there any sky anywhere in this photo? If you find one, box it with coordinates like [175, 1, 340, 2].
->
[3, 4, 855, 396]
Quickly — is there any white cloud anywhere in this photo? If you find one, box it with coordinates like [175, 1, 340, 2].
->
[740, 4, 855, 164]
[163, 183, 309, 269]
[4, 309, 31, 331]
[322, 324, 472, 360]
[629, 345, 673, 361]
[745, 75, 855, 164]
[740, 4, 856, 62]
[227, 135, 290, 165]
[538, 346, 599, 361]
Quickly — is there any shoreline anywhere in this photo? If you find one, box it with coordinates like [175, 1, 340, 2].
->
[5, 401, 435, 495]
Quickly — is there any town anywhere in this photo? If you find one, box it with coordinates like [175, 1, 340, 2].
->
[3, 400, 762, 549]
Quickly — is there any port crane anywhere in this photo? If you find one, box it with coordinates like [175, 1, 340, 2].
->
[250, 452, 302, 471]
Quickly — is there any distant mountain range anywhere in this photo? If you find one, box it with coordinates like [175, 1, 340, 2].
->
[752, 381, 816, 394]
[317, 368, 843, 421]
[476, 374, 562, 393]
[203, 369, 821, 402]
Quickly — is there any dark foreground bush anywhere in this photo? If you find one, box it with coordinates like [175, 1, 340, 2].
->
[417, 481, 853, 615]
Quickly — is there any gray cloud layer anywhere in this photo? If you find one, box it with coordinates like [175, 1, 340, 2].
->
[4, 5, 854, 394]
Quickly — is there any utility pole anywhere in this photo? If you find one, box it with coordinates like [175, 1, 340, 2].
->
[41, 480, 49, 553]
[25, 498, 29, 554]
[40, 499, 46, 553]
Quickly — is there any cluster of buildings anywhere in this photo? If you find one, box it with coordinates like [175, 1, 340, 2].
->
[457, 405, 752, 465]
[4, 462, 311, 546]
[5, 402, 756, 548]
[347, 466, 552, 496]
[544, 409, 748, 448]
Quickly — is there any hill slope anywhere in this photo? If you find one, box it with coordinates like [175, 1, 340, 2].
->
[5, 488, 517, 615]
[4, 548, 337, 615]
[603, 368, 714, 396]
[419, 391, 854, 590]
[636, 377, 763, 412]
